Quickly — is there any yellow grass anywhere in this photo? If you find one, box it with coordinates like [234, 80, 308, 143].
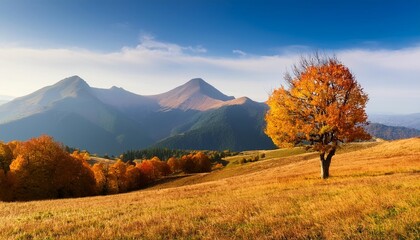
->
[0, 138, 419, 239]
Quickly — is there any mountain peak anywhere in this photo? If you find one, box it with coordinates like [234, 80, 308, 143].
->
[50, 75, 91, 98]
[152, 78, 235, 111]
[185, 78, 206, 85]
[56, 75, 89, 88]
[180, 78, 234, 101]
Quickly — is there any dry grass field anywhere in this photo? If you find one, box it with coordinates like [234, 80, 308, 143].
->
[0, 138, 419, 239]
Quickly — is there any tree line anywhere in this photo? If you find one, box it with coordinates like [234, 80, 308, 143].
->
[119, 147, 237, 163]
[0, 135, 216, 201]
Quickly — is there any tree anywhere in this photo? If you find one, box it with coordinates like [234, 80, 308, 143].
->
[0, 142, 13, 173]
[192, 152, 212, 172]
[109, 160, 128, 193]
[167, 157, 180, 173]
[8, 135, 96, 200]
[126, 165, 141, 191]
[265, 54, 370, 179]
[92, 163, 107, 195]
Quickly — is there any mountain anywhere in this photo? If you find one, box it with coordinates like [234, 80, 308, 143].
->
[369, 113, 420, 130]
[0, 76, 152, 154]
[0, 76, 275, 154]
[155, 98, 276, 151]
[365, 123, 420, 140]
[150, 78, 235, 111]
[0, 95, 13, 106]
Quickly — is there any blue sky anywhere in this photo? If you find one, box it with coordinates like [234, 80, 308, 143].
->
[0, 0, 420, 114]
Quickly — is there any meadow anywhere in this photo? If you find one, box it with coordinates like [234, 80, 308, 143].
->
[0, 138, 419, 239]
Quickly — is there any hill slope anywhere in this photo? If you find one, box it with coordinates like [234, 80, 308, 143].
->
[365, 123, 420, 140]
[0, 138, 418, 239]
[156, 100, 275, 151]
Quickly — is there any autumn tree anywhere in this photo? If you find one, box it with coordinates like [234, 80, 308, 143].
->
[0, 142, 13, 173]
[192, 152, 212, 173]
[265, 54, 370, 179]
[8, 135, 96, 200]
[167, 157, 181, 173]
[109, 160, 129, 193]
[92, 163, 107, 195]
[180, 154, 195, 173]
[126, 164, 141, 191]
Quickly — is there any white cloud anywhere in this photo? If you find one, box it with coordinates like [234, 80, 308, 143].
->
[233, 49, 247, 56]
[337, 46, 420, 114]
[0, 38, 419, 114]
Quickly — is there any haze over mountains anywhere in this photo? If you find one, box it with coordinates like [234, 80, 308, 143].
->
[369, 113, 420, 131]
[0, 76, 419, 155]
[0, 76, 275, 154]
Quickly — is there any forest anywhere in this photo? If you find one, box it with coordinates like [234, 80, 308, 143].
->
[0, 135, 216, 201]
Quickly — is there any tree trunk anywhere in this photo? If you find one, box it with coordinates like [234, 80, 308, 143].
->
[320, 148, 336, 179]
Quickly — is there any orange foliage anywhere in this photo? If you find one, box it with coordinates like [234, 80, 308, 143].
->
[167, 157, 181, 173]
[180, 152, 212, 173]
[193, 152, 212, 172]
[265, 55, 370, 178]
[91, 163, 107, 195]
[0, 136, 216, 201]
[6, 141, 20, 158]
[137, 157, 171, 184]
[109, 160, 129, 193]
[0, 142, 13, 173]
[126, 164, 141, 191]
[7, 135, 96, 200]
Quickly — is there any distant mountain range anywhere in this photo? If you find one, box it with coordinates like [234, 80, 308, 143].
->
[369, 113, 420, 130]
[0, 76, 418, 155]
[0, 76, 275, 154]
[365, 123, 420, 140]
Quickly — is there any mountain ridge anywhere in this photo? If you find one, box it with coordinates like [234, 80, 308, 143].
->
[0, 76, 273, 154]
[369, 113, 420, 130]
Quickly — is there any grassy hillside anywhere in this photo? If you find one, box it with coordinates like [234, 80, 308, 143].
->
[0, 139, 419, 239]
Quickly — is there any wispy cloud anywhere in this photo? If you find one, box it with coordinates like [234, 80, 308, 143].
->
[232, 49, 247, 56]
[0, 38, 419, 114]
